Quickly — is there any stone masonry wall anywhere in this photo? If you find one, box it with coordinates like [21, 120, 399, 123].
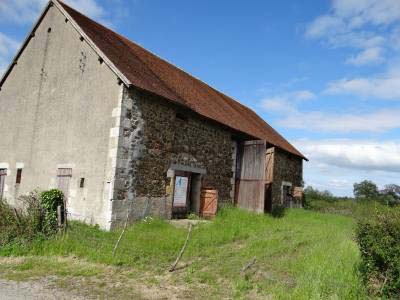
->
[111, 87, 235, 226]
[271, 148, 303, 206]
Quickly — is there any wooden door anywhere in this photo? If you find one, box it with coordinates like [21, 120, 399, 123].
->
[236, 140, 266, 212]
[57, 168, 72, 200]
[264, 148, 274, 213]
[0, 169, 6, 200]
[282, 184, 293, 208]
[264, 183, 272, 213]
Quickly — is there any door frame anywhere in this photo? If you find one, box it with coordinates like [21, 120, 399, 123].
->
[172, 171, 192, 218]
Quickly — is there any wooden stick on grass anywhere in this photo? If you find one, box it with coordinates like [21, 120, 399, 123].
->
[241, 257, 256, 274]
[169, 223, 193, 272]
[112, 202, 132, 257]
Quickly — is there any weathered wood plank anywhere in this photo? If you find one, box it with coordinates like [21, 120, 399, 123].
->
[237, 140, 266, 213]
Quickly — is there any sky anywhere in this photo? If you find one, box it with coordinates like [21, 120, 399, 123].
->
[1, 0, 400, 196]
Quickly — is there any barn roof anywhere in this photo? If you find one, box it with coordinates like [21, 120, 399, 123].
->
[2, 0, 306, 159]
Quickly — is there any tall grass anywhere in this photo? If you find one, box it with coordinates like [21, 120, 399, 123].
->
[0, 208, 365, 299]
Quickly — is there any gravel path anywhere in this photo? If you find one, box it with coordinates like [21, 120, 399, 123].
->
[0, 279, 85, 300]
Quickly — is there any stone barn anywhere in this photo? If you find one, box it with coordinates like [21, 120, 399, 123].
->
[0, 1, 307, 230]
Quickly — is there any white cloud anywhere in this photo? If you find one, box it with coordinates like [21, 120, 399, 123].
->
[391, 27, 400, 51]
[345, 47, 384, 65]
[332, 0, 400, 26]
[64, 0, 104, 19]
[260, 89, 315, 113]
[261, 96, 292, 113]
[298, 139, 400, 196]
[280, 108, 400, 133]
[0, 0, 106, 24]
[296, 139, 400, 173]
[0, 0, 47, 24]
[307, 0, 400, 33]
[293, 90, 316, 100]
[260, 93, 400, 132]
[0, 33, 20, 78]
[305, 0, 400, 66]
[305, 14, 386, 49]
[305, 15, 346, 39]
[325, 70, 400, 99]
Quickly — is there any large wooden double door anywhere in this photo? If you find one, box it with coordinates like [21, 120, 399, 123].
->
[235, 140, 272, 213]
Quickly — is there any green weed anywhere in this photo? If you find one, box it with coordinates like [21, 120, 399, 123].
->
[0, 208, 366, 299]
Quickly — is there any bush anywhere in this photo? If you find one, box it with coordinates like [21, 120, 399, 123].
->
[40, 189, 64, 233]
[355, 208, 400, 297]
[0, 199, 19, 245]
[271, 205, 286, 218]
[0, 189, 64, 247]
[0, 191, 44, 245]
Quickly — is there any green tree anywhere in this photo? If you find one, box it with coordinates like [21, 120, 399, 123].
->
[381, 184, 400, 198]
[380, 184, 400, 206]
[353, 180, 379, 200]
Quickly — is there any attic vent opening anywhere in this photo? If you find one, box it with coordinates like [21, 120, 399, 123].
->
[79, 178, 85, 188]
[47, 27, 52, 33]
[80, 36, 84, 42]
[98, 57, 104, 64]
[176, 112, 188, 121]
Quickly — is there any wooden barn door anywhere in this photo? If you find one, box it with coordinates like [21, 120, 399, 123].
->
[57, 168, 72, 201]
[236, 140, 266, 212]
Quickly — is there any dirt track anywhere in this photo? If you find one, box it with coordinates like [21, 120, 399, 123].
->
[0, 279, 84, 300]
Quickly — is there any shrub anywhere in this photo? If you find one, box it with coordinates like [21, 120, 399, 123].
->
[271, 204, 286, 218]
[40, 189, 64, 233]
[0, 198, 19, 245]
[0, 191, 44, 245]
[18, 190, 45, 237]
[0, 189, 64, 247]
[355, 208, 400, 297]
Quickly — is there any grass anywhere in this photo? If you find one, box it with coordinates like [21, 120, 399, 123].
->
[0, 208, 366, 299]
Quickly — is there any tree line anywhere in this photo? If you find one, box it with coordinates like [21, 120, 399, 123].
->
[304, 180, 400, 206]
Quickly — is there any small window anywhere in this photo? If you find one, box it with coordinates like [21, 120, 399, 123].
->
[16, 169, 22, 184]
[0, 169, 7, 200]
[176, 112, 188, 121]
[79, 178, 85, 188]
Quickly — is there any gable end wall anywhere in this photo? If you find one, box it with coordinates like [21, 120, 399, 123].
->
[0, 4, 123, 229]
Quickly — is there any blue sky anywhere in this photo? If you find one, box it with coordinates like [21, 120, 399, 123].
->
[1, 0, 400, 196]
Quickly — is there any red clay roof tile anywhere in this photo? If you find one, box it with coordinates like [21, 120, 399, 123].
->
[58, 1, 306, 159]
